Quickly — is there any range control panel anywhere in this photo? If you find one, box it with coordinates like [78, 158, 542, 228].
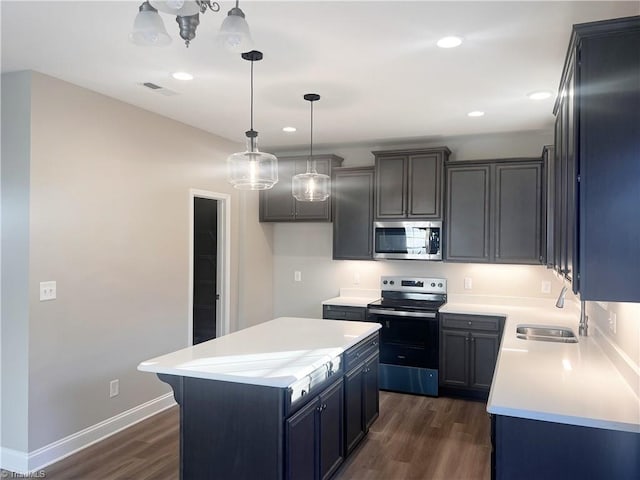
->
[380, 276, 447, 294]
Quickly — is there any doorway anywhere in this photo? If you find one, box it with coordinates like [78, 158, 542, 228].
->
[189, 190, 231, 344]
[193, 197, 217, 344]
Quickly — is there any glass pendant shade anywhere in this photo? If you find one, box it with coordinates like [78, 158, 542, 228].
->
[218, 8, 253, 52]
[227, 135, 278, 190]
[149, 0, 200, 16]
[130, 3, 172, 46]
[292, 93, 330, 202]
[292, 165, 330, 202]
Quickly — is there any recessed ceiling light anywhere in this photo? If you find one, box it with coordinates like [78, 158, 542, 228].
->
[437, 36, 463, 48]
[171, 71, 194, 81]
[282, 126, 297, 133]
[528, 91, 552, 100]
[467, 111, 485, 117]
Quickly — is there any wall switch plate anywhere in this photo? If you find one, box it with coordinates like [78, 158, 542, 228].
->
[353, 272, 361, 285]
[464, 277, 473, 290]
[39, 281, 57, 301]
[294, 271, 302, 282]
[609, 312, 617, 334]
[109, 379, 119, 398]
[541, 281, 551, 294]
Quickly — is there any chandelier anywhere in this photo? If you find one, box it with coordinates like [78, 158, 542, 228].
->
[130, 0, 252, 50]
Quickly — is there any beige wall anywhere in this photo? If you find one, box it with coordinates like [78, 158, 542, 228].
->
[1, 71, 274, 452]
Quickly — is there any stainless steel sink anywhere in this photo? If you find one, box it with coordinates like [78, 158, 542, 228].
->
[516, 325, 578, 343]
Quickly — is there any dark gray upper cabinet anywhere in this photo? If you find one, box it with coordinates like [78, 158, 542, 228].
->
[259, 154, 343, 222]
[494, 163, 543, 263]
[445, 159, 543, 264]
[445, 164, 491, 262]
[373, 147, 450, 220]
[552, 16, 640, 302]
[332, 167, 374, 260]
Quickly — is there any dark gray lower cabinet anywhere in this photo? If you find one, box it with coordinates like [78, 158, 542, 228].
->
[440, 313, 504, 399]
[492, 414, 640, 480]
[445, 159, 543, 264]
[344, 352, 379, 455]
[332, 167, 374, 260]
[322, 305, 367, 321]
[286, 379, 344, 480]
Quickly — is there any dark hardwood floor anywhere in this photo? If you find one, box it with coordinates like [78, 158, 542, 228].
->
[14, 392, 490, 480]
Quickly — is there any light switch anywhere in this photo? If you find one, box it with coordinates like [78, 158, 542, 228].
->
[40, 281, 57, 301]
[294, 271, 302, 282]
[464, 277, 473, 290]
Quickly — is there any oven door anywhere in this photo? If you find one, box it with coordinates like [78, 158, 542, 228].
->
[367, 308, 439, 369]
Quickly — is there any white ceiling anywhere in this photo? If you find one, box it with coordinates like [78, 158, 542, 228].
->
[2, 1, 638, 151]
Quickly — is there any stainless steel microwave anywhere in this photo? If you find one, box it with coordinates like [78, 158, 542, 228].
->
[373, 221, 442, 260]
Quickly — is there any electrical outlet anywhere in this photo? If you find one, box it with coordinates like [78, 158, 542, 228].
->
[353, 272, 361, 285]
[609, 312, 617, 334]
[294, 271, 302, 282]
[464, 277, 473, 290]
[541, 281, 551, 294]
[39, 281, 57, 301]
[110, 379, 119, 398]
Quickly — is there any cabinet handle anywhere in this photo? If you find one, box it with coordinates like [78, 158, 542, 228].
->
[465, 337, 469, 342]
[372, 341, 378, 346]
[468, 321, 472, 326]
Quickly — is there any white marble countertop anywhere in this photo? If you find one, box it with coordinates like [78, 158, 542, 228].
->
[138, 317, 381, 388]
[322, 288, 380, 307]
[441, 296, 640, 433]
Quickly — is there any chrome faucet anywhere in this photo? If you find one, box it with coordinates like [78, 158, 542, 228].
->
[579, 300, 589, 336]
[555, 286, 567, 308]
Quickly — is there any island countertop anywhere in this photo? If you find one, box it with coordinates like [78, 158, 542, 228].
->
[138, 317, 380, 388]
[441, 296, 639, 433]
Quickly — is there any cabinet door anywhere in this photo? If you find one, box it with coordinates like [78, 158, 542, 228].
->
[285, 398, 318, 480]
[375, 155, 407, 218]
[363, 352, 380, 431]
[564, 65, 577, 290]
[319, 380, 344, 480]
[445, 165, 491, 262]
[493, 163, 542, 264]
[260, 159, 296, 221]
[332, 168, 374, 260]
[295, 157, 332, 221]
[407, 153, 443, 219]
[439, 329, 469, 388]
[344, 365, 365, 455]
[469, 332, 500, 390]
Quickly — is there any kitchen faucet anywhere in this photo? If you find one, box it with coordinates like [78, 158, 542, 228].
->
[555, 286, 567, 308]
[555, 285, 588, 336]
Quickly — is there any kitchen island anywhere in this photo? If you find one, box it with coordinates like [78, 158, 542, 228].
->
[138, 317, 381, 480]
[441, 296, 640, 479]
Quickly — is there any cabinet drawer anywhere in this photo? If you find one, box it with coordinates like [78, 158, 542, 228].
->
[323, 305, 367, 321]
[441, 313, 503, 332]
[344, 333, 379, 372]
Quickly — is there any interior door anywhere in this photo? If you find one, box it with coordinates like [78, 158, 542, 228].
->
[193, 197, 217, 344]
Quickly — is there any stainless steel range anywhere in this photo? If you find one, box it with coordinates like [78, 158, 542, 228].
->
[367, 275, 447, 396]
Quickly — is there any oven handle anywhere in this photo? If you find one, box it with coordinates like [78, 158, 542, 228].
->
[368, 308, 436, 319]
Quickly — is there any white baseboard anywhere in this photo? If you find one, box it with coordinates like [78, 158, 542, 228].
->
[0, 393, 176, 475]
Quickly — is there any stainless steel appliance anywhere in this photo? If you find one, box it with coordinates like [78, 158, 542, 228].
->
[367, 275, 447, 396]
[373, 221, 442, 260]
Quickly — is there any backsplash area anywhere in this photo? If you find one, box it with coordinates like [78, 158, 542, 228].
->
[272, 223, 562, 318]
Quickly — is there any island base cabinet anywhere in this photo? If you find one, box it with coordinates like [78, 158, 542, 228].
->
[492, 414, 640, 480]
[286, 379, 344, 480]
[344, 352, 380, 455]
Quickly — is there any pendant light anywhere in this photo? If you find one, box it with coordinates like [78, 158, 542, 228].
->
[227, 51, 278, 190]
[292, 94, 331, 202]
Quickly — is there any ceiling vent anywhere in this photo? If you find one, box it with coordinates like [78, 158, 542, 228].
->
[140, 82, 178, 96]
